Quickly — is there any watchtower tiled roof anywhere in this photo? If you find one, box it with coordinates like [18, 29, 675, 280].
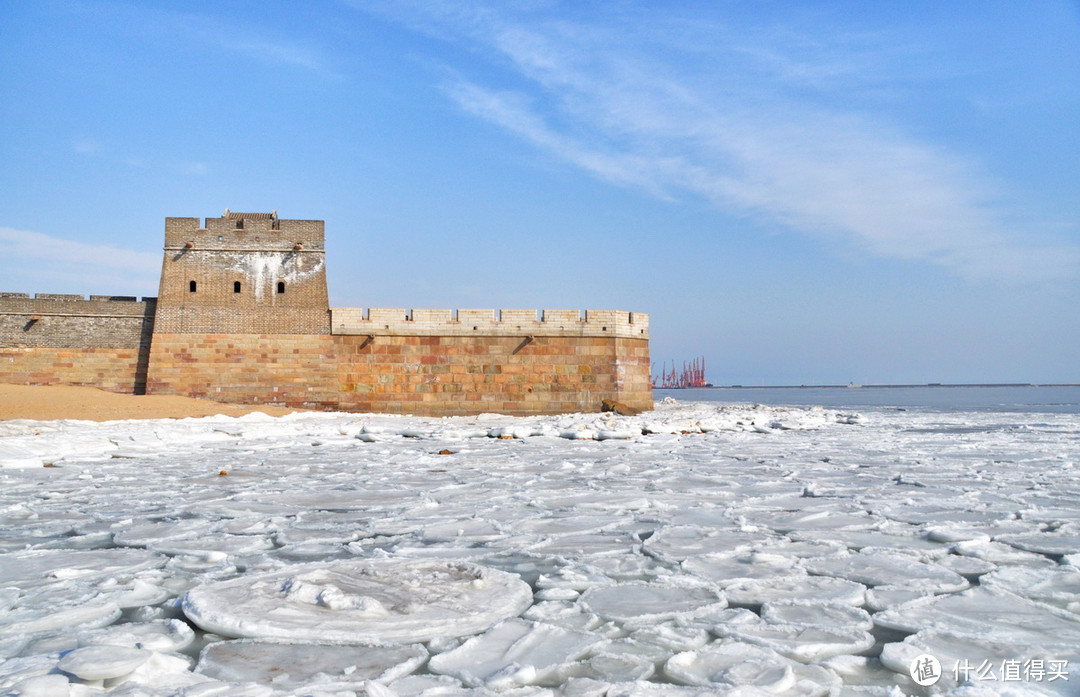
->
[222, 209, 277, 220]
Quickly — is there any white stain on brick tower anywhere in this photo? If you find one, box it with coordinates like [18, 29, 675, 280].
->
[227, 251, 325, 303]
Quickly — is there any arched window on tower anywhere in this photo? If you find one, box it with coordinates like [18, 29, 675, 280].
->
[189, 280, 197, 293]
[234, 281, 241, 293]
[277, 281, 285, 294]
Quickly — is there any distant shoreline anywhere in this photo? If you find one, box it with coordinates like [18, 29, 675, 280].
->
[657, 383, 1080, 390]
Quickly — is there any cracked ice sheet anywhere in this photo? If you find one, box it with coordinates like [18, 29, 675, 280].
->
[0, 401, 1078, 695]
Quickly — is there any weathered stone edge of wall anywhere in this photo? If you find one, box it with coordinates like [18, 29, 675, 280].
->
[331, 308, 649, 339]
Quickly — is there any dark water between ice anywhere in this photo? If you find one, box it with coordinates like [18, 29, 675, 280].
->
[656, 384, 1080, 414]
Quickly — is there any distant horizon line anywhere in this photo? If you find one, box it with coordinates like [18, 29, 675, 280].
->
[656, 383, 1080, 390]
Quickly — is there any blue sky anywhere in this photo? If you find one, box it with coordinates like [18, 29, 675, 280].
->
[2, 1, 1078, 385]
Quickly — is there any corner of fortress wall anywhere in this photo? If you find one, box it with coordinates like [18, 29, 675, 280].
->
[1, 212, 653, 415]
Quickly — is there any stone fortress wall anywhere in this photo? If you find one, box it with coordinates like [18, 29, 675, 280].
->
[0, 293, 157, 394]
[1, 211, 652, 415]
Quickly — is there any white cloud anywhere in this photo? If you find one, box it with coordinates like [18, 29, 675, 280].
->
[368, 2, 1080, 282]
[0, 227, 160, 295]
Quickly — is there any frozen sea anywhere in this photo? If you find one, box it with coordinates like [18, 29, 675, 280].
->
[1, 388, 1079, 696]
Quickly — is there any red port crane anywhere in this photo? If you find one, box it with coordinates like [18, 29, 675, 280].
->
[652, 357, 707, 388]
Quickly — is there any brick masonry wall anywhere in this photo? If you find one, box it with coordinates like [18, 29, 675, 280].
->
[334, 334, 652, 416]
[0, 348, 152, 394]
[0, 294, 156, 393]
[155, 216, 330, 334]
[144, 332, 650, 415]
[145, 333, 340, 409]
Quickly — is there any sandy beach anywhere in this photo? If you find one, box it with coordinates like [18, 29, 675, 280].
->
[0, 383, 302, 421]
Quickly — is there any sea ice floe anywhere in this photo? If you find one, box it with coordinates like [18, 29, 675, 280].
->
[2, 600, 123, 638]
[578, 578, 726, 626]
[723, 573, 867, 608]
[863, 585, 939, 613]
[978, 565, 1080, 611]
[57, 645, 155, 681]
[112, 519, 215, 547]
[0, 442, 44, 468]
[879, 630, 1080, 695]
[513, 514, 626, 537]
[873, 586, 1080, 649]
[681, 551, 801, 586]
[746, 509, 883, 534]
[760, 601, 874, 632]
[996, 532, 1080, 557]
[821, 655, 916, 692]
[3, 400, 1080, 694]
[529, 532, 642, 559]
[181, 558, 533, 644]
[196, 639, 428, 688]
[803, 549, 969, 591]
[663, 642, 842, 694]
[0, 548, 166, 588]
[714, 622, 876, 663]
[77, 618, 195, 653]
[951, 539, 1060, 566]
[427, 618, 601, 689]
[932, 552, 998, 580]
[791, 528, 946, 554]
[642, 525, 770, 562]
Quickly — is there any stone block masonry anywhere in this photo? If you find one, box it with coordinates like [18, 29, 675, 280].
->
[334, 334, 651, 416]
[1, 211, 653, 415]
[0, 293, 157, 394]
[145, 334, 339, 410]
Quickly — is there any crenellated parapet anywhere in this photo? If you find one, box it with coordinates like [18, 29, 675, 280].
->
[0, 293, 156, 317]
[331, 308, 649, 339]
[164, 212, 325, 252]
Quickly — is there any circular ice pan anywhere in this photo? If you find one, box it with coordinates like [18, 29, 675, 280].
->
[643, 526, 768, 562]
[0, 548, 166, 588]
[665, 642, 794, 690]
[182, 558, 533, 644]
[980, 565, 1080, 610]
[724, 574, 866, 608]
[803, 550, 968, 591]
[715, 622, 876, 662]
[996, 532, 1080, 557]
[197, 639, 428, 687]
[663, 641, 842, 693]
[682, 551, 801, 586]
[58, 645, 153, 681]
[760, 601, 873, 632]
[579, 579, 726, 626]
[77, 619, 195, 653]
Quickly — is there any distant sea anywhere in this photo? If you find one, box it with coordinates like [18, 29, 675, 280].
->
[656, 384, 1080, 414]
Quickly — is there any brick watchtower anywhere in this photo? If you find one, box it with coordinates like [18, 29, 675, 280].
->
[144, 210, 340, 407]
[154, 210, 330, 334]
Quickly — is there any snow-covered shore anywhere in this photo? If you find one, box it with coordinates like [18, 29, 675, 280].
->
[1, 400, 1078, 695]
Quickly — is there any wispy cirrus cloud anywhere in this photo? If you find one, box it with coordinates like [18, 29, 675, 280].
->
[91, 3, 339, 78]
[0, 227, 160, 295]
[356, 2, 1079, 282]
